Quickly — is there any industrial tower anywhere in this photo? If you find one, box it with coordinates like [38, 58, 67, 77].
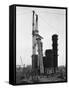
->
[32, 11, 44, 74]
[52, 34, 58, 71]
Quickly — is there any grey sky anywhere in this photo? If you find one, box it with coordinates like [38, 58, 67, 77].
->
[16, 6, 66, 67]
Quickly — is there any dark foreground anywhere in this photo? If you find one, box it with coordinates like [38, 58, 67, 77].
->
[16, 66, 66, 84]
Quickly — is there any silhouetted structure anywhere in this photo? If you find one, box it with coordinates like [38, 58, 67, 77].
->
[43, 50, 53, 66]
[43, 49, 54, 73]
[43, 34, 58, 73]
[32, 55, 38, 70]
[52, 34, 58, 68]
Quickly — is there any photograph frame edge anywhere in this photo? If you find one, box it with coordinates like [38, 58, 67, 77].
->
[9, 4, 68, 85]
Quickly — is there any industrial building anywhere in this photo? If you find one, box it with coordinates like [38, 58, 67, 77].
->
[43, 34, 58, 74]
[32, 10, 58, 74]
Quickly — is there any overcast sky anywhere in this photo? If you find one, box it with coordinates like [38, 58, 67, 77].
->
[16, 6, 66, 67]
